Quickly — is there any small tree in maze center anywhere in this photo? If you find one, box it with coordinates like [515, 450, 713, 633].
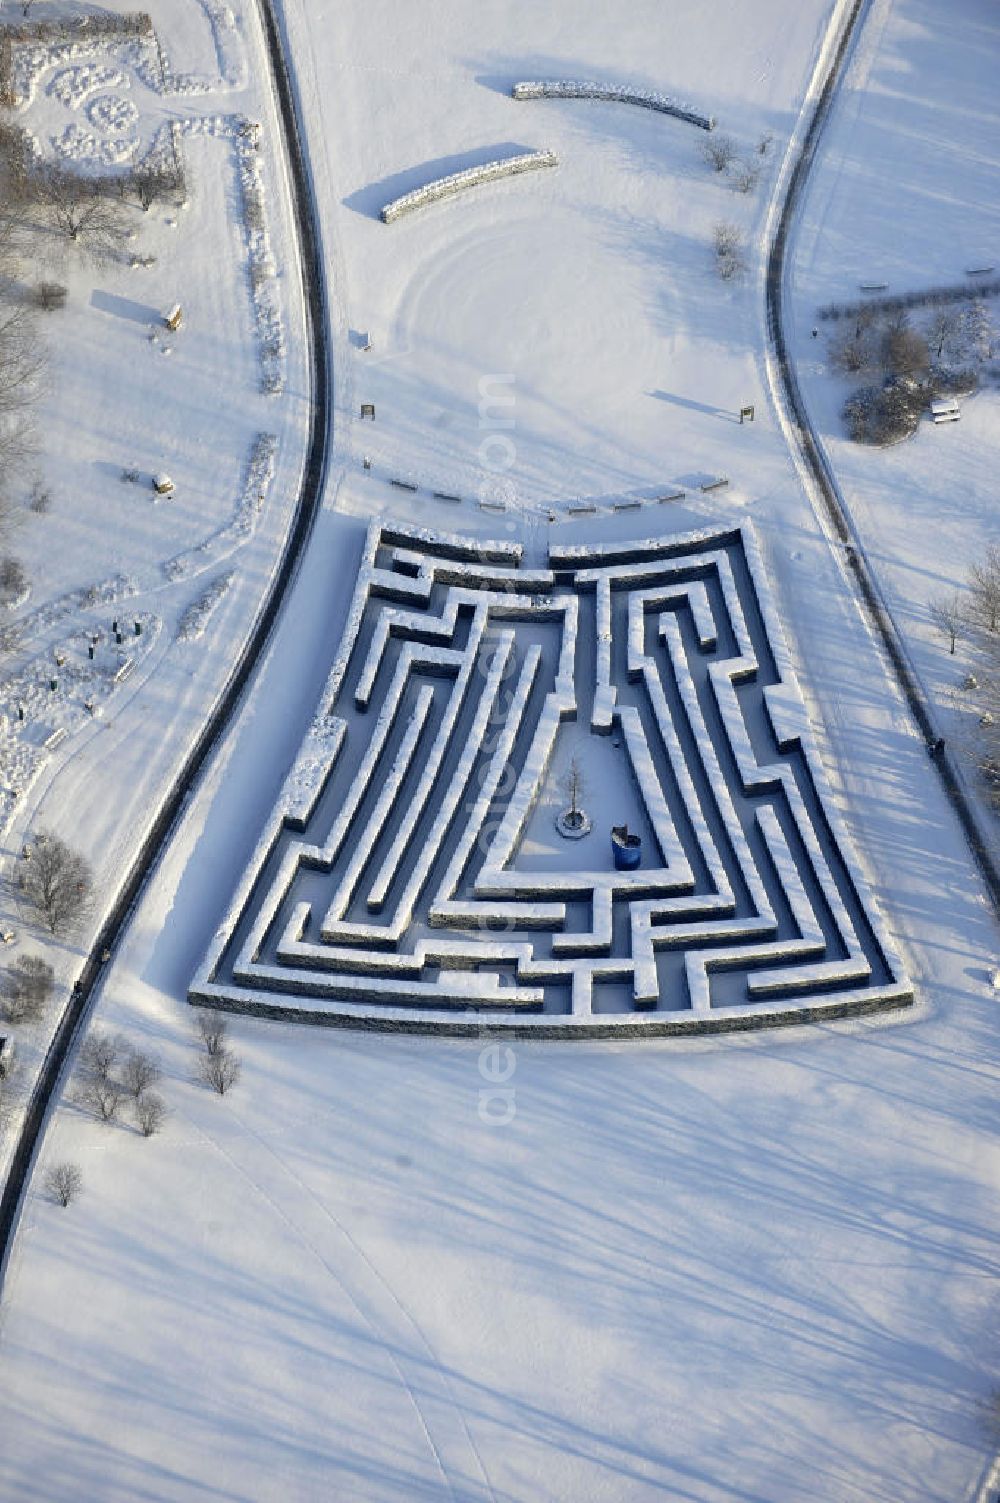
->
[565, 757, 585, 827]
[556, 756, 592, 839]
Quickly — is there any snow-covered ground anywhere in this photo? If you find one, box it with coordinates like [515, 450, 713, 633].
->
[305, 0, 837, 509]
[788, 0, 1000, 826]
[1, 0, 999, 1499]
[0, 0, 310, 1169]
[1, 488, 998, 1503]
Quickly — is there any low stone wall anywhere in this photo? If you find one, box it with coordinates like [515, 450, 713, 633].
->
[512, 80, 713, 132]
[381, 149, 557, 222]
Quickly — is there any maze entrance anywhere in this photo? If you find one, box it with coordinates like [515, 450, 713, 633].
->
[190, 521, 911, 1037]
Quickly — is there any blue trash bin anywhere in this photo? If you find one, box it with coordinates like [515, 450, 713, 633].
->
[611, 824, 641, 871]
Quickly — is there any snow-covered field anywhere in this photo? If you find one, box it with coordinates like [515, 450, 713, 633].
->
[2, 492, 999, 1503]
[789, 0, 1000, 821]
[1, 0, 999, 1499]
[0, 0, 310, 1171]
[306, 0, 837, 510]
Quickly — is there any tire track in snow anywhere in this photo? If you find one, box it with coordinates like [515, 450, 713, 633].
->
[188, 1109, 496, 1503]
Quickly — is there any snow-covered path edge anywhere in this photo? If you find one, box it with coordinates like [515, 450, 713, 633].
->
[0, 0, 333, 1298]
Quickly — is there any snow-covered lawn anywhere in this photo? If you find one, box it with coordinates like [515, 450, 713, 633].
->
[1, 0, 1000, 1498]
[0, 0, 309, 1173]
[2, 582, 999, 1500]
[299, 0, 836, 509]
[2, 480, 999, 1499]
[789, 0, 1000, 824]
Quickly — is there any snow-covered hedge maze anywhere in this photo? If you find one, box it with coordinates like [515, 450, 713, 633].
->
[511, 80, 714, 132]
[190, 522, 912, 1036]
[381, 150, 558, 223]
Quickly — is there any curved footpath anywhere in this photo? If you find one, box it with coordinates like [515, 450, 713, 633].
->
[0, 0, 332, 1293]
[764, 0, 1000, 913]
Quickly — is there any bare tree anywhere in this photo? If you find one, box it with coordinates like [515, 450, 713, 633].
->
[702, 133, 737, 173]
[31, 164, 132, 261]
[0, 199, 21, 263]
[78, 1077, 122, 1122]
[882, 318, 930, 379]
[131, 163, 184, 213]
[563, 756, 586, 829]
[45, 1161, 82, 1206]
[197, 1011, 227, 1056]
[132, 166, 162, 213]
[962, 299, 994, 363]
[0, 555, 26, 599]
[199, 1048, 240, 1095]
[930, 595, 964, 655]
[927, 306, 965, 364]
[829, 319, 877, 375]
[81, 1029, 122, 1081]
[0, 301, 45, 418]
[134, 1091, 166, 1137]
[852, 305, 879, 342]
[28, 477, 51, 513]
[4, 953, 54, 1023]
[17, 831, 93, 934]
[32, 281, 67, 312]
[713, 221, 746, 281]
[968, 546, 1000, 635]
[0, 124, 32, 205]
[0, 415, 37, 495]
[122, 1048, 161, 1099]
[730, 159, 760, 194]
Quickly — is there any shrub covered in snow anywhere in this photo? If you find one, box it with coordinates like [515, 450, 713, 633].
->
[842, 381, 924, 445]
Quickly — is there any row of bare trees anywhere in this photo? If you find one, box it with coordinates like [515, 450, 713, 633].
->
[73, 1014, 240, 1123]
[699, 128, 772, 280]
[1, 118, 184, 256]
[701, 130, 771, 195]
[931, 546, 1000, 809]
[0, 197, 42, 540]
[932, 546, 1000, 656]
[1, 836, 92, 1066]
[713, 221, 746, 282]
[831, 301, 991, 382]
[76, 1030, 166, 1134]
[43, 1015, 242, 1207]
[197, 1011, 241, 1094]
